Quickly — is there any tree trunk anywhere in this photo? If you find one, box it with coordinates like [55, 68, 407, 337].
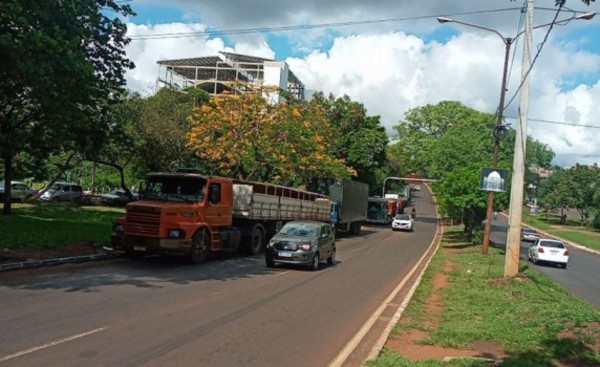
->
[2, 147, 13, 215]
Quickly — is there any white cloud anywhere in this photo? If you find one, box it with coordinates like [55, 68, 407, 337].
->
[123, 4, 600, 166]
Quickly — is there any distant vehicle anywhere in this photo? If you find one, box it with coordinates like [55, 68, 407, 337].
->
[40, 181, 83, 202]
[265, 221, 336, 270]
[328, 180, 369, 235]
[392, 213, 414, 232]
[100, 189, 138, 206]
[521, 228, 540, 242]
[527, 238, 569, 268]
[0, 180, 37, 202]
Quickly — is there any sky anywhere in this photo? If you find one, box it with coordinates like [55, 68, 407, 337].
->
[119, 0, 600, 168]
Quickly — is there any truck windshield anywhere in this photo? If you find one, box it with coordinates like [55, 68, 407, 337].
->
[143, 176, 207, 202]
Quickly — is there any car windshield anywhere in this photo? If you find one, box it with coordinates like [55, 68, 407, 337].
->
[540, 240, 565, 249]
[143, 176, 206, 202]
[279, 223, 319, 237]
[395, 214, 410, 220]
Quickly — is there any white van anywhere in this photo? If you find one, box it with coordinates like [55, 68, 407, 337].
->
[40, 181, 83, 202]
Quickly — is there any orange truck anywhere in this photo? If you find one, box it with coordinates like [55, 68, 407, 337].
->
[110, 171, 331, 263]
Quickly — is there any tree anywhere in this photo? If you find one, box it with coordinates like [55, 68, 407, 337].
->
[0, 0, 134, 214]
[188, 88, 353, 185]
[311, 93, 389, 194]
[435, 164, 504, 240]
[135, 87, 209, 173]
[538, 169, 573, 224]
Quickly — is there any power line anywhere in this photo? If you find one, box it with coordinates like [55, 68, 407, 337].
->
[506, 115, 600, 129]
[129, 7, 525, 40]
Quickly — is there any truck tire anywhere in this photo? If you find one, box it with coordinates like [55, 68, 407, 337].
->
[242, 225, 264, 255]
[189, 229, 210, 264]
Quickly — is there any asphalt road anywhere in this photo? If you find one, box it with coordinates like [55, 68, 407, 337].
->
[0, 189, 438, 367]
[490, 217, 600, 309]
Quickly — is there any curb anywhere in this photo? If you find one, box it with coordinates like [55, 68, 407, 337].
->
[0, 253, 119, 273]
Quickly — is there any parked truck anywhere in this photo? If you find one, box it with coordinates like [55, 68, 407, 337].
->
[367, 197, 395, 224]
[324, 180, 369, 235]
[110, 171, 331, 263]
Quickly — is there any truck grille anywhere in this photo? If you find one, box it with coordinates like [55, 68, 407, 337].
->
[126, 211, 160, 236]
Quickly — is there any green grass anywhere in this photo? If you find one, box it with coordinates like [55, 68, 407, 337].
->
[0, 202, 124, 249]
[523, 212, 600, 251]
[367, 226, 600, 367]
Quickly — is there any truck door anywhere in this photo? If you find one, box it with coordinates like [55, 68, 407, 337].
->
[204, 182, 231, 227]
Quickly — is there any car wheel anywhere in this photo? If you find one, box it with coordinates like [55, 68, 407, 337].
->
[53, 197, 60, 202]
[265, 254, 275, 268]
[562, 263, 568, 269]
[309, 253, 319, 271]
[327, 245, 336, 266]
[189, 229, 210, 264]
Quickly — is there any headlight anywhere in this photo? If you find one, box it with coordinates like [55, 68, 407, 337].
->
[113, 223, 124, 234]
[298, 243, 312, 251]
[168, 229, 185, 239]
[267, 239, 275, 248]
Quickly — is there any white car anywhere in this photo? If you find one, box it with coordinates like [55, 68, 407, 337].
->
[521, 228, 540, 242]
[0, 180, 38, 202]
[391, 214, 413, 231]
[527, 238, 569, 268]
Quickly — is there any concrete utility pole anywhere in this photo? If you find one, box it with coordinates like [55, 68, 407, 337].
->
[505, 0, 534, 277]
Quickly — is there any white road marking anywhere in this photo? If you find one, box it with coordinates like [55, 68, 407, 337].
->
[351, 246, 367, 252]
[0, 327, 106, 363]
[273, 270, 291, 277]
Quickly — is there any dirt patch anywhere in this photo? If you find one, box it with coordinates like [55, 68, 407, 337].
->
[386, 258, 507, 363]
[0, 242, 106, 263]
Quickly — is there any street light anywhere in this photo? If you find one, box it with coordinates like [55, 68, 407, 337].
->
[436, 11, 596, 255]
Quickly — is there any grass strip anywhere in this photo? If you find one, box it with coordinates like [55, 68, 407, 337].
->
[367, 226, 600, 367]
[0, 203, 123, 249]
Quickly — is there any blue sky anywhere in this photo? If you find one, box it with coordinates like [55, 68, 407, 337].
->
[121, 0, 600, 167]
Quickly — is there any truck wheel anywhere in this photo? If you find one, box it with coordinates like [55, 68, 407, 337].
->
[189, 230, 210, 264]
[245, 226, 264, 255]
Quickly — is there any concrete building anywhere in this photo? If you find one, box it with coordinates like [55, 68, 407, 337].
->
[156, 52, 305, 102]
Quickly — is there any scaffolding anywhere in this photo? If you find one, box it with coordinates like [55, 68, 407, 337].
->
[156, 52, 305, 100]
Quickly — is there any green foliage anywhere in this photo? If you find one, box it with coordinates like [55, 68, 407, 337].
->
[311, 93, 389, 193]
[0, 0, 134, 214]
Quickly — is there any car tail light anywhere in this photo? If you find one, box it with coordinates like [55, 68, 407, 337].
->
[537, 247, 544, 253]
[564, 250, 569, 256]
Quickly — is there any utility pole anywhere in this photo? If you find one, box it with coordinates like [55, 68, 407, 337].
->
[505, 0, 534, 277]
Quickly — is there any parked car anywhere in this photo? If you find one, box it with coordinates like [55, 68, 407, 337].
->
[40, 181, 83, 202]
[265, 221, 336, 270]
[527, 238, 569, 268]
[100, 189, 138, 206]
[391, 213, 414, 231]
[521, 228, 540, 242]
[0, 180, 37, 202]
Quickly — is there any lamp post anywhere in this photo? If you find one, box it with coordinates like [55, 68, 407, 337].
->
[436, 11, 596, 255]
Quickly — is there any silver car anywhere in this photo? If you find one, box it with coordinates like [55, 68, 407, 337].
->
[265, 221, 336, 270]
[40, 181, 83, 202]
[0, 180, 38, 202]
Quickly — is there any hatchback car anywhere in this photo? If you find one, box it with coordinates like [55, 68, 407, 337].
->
[527, 238, 569, 268]
[521, 228, 540, 242]
[392, 214, 414, 231]
[100, 189, 138, 206]
[0, 180, 37, 202]
[265, 221, 336, 270]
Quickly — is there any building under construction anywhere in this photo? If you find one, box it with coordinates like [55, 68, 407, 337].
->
[156, 52, 305, 101]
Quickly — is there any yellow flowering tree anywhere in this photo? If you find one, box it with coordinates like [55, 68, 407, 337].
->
[187, 88, 353, 185]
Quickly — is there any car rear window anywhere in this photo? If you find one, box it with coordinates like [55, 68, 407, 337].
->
[523, 229, 538, 234]
[540, 240, 564, 249]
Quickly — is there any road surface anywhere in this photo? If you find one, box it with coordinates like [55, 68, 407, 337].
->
[0, 189, 439, 367]
[490, 217, 600, 309]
